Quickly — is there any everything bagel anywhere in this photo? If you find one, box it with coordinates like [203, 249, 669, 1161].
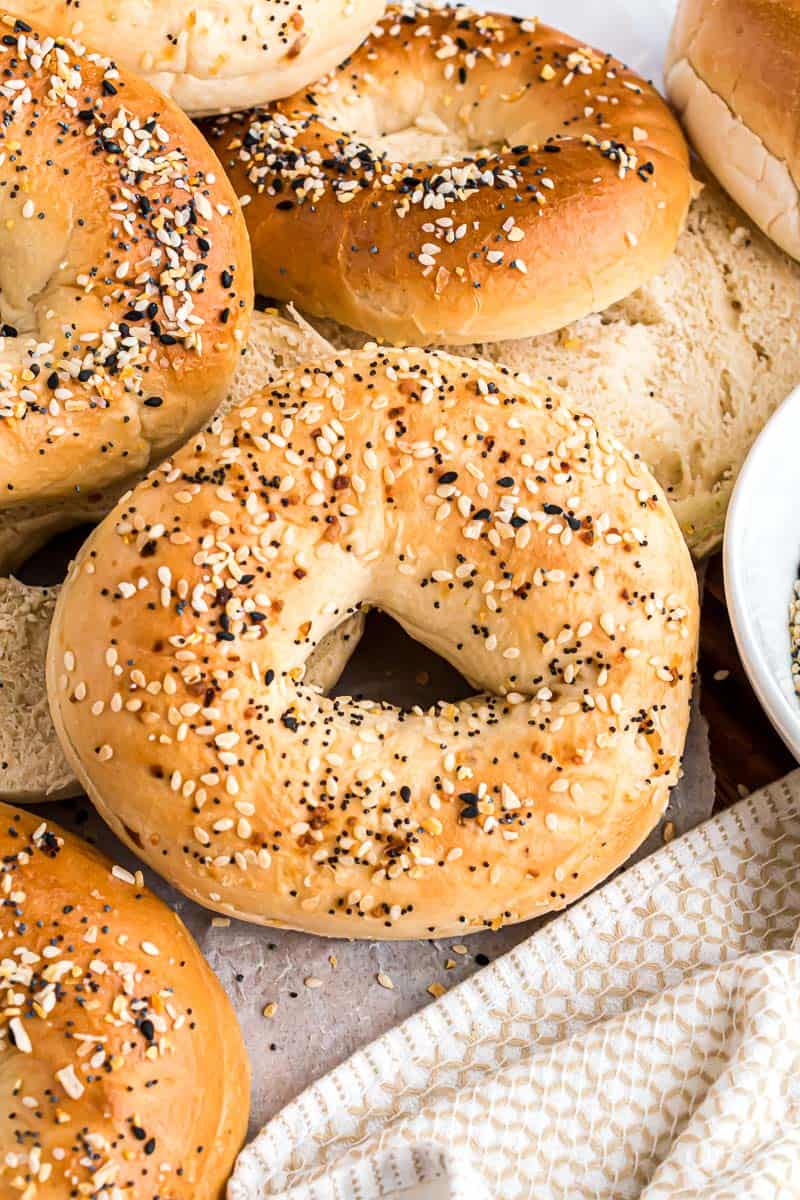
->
[48, 348, 698, 939]
[0, 802, 249, 1197]
[0, 10, 252, 514]
[10, 0, 387, 116]
[204, 5, 693, 345]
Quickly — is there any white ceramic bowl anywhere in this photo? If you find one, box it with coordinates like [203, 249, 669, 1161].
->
[724, 385, 800, 762]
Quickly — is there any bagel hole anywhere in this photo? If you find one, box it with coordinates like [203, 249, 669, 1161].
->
[15, 525, 94, 587]
[332, 609, 473, 708]
[322, 92, 504, 166]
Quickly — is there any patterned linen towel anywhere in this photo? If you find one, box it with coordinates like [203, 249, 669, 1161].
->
[230, 772, 800, 1200]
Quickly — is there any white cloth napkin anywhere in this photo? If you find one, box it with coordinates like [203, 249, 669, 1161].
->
[230, 771, 800, 1199]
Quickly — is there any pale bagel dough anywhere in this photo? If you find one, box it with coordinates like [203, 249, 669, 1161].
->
[0, 578, 76, 801]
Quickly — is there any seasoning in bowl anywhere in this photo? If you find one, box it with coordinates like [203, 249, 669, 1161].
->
[790, 577, 800, 696]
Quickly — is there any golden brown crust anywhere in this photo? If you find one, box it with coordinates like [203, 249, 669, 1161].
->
[48, 347, 699, 939]
[203, 4, 692, 346]
[0, 9, 253, 512]
[668, 0, 800, 171]
[0, 801, 249, 1197]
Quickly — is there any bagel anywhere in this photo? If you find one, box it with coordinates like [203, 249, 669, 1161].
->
[0, 9, 252, 518]
[202, 4, 693, 346]
[11, 0, 387, 117]
[0, 801, 249, 1196]
[307, 169, 800, 558]
[47, 347, 699, 939]
[666, 0, 800, 261]
[0, 310, 362, 805]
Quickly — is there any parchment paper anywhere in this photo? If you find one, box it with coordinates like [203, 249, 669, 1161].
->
[26, 0, 713, 1136]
